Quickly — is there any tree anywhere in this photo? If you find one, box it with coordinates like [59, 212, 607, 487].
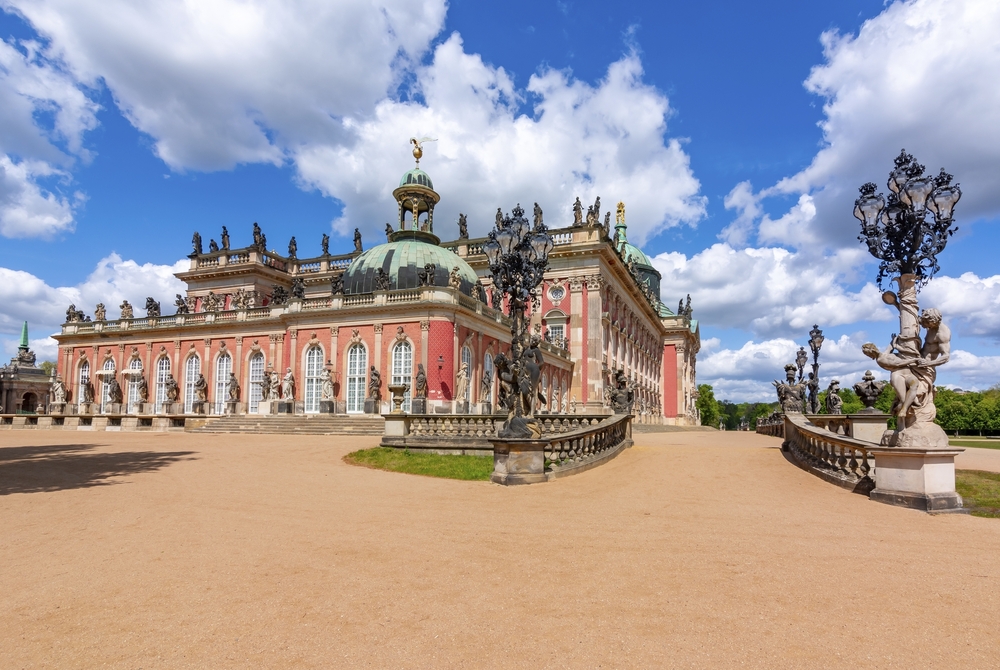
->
[696, 384, 720, 428]
[39, 361, 56, 376]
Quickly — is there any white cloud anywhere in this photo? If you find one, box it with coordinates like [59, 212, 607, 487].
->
[758, 0, 1000, 250]
[296, 35, 706, 244]
[0, 253, 187, 361]
[0, 155, 78, 236]
[651, 243, 887, 338]
[921, 272, 1000, 341]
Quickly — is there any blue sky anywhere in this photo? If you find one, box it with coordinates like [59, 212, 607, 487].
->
[1, 0, 998, 401]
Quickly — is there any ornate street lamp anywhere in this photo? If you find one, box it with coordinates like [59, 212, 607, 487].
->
[854, 149, 959, 447]
[485, 203, 553, 438]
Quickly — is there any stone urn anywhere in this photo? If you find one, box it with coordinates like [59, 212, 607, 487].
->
[387, 383, 409, 414]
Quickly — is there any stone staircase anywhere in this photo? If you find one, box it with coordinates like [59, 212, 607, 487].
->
[190, 414, 385, 435]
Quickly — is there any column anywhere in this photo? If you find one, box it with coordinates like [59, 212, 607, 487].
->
[420, 320, 430, 371]
[568, 276, 585, 402]
[374, 323, 383, 374]
[585, 274, 603, 410]
[288, 328, 299, 398]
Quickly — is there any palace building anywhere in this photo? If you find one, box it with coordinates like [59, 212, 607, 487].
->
[53, 153, 700, 424]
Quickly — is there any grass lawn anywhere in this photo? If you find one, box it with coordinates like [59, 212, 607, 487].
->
[344, 447, 493, 481]
[949, 439, 1000, 450]
[956, 469, 1000, 518]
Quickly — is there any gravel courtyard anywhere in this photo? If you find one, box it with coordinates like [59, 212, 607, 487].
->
[2, 429, 998, 668]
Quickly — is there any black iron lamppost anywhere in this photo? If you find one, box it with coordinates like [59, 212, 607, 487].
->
[482, 204, 554, 437]
[807, 324, 824, 414]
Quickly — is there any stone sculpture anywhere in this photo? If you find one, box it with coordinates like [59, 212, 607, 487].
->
[585, 205, 596, 226]
[290, 278, 305, 299]
[66, 304, 85, 323]
[94, 303, 106, 321]
[145, 297, 160, 318]
[281, 368, 295, 399]
[203, 292, 221, 311]
[192, 231, 203, 255]
[455, 362, 469, 402]
[269, 370, 280, 400]
[449, 266, 461, 290]
[258, 374, 271, 401]
[119, 300, 134, 320]
[353, 228, 363, 253]
[227, 372, 240, 401]
[609, 368, 635, 414]
[384, 223, 393, 241]
[330, 274, 344, 295]
[50, 376, 67, 403]
[825, 380, 843, 414]
[414, 364, 427, 398]
[592, 196, 601, 226]
[373, 268, 391, 291]
[221, 226, 230, 250]
[321, 233, 330, 256]
[480, 367, 492, 402]
[854, 370, 886, 411]
[287, 236, 297, 259]
[165, 374, 179, 402]
[209, 239, 219, 253]
[495, 208, 503, 229]
[193, 374, 208, 402]
[418, 263, 436, 287]
[368, 366, 381, 402]
[252, 222, 263, 250]
[106, 377, 123, 404]
[795, 347, 808, 382]
[270, 285, 289, 306]
[806, 372, 820, 414]
[603, 212, 611, 237]
[773, 363, 805, 413]
[137, 375, 148, 403]
[320, 369, 334, 400]
[533, 202, 543, 230]
[473, 280, 487, 303]
[81, 378, 94, 403]
[458, 213, 468, 239]
[572, 197, 583, 226]
[174, 294, 189, 314]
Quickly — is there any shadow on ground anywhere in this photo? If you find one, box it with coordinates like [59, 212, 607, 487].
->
[0, 443, 197, 495]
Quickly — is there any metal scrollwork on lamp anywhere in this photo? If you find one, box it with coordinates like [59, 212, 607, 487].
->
[482, 204, 554, 439]
[855, 149, 959, 449]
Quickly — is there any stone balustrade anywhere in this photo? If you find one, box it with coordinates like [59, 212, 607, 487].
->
[782, 412, 876, 494]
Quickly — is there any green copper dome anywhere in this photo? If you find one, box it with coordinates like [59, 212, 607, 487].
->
[342, 235, 479, 295]
[620, 242, 651, 268]
[399, 168, 434, 190]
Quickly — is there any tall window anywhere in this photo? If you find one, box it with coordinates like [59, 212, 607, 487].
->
[126, 358, 143, 414]
[248, 353, 265, 413]
[78, 361, 90, 406]
[541, 373, 548, 413]
[461, 345, 473, 402]
[184, 355, 200, 413]
[101, 359, 116, 413]
[304, 346, 324, 413]
[214, 353, 232, 414]
[346, 344, 367, 413]
[155, 357, 171, 408]
[548, 324, 564, 344]
[483, 352, 494, 403]
[391, 341, 412, 412]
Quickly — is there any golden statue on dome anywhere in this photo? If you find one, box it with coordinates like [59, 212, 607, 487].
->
[409, 136, 436, 166]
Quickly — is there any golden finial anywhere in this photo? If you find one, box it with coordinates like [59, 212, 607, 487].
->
[616, 201, 625, 226]
[410, 136, 437, 167]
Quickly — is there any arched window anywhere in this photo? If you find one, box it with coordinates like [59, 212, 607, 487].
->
[541, 372, 548, 414]
[126, 358, 143, 414]
[391, 341, 412, 413]
[346, 344, 367, 414]
[214, 353, 232, 414]
[483, 352, 494, 404]
[183, 355, 200, 413]
[78, 361, 90, 407]
[154, 357, 171, 409]
[247, 353, 265, 413]
[460, 345, 473, 402]
[304, 346, 324, 413]
[101, 359, 116, 414]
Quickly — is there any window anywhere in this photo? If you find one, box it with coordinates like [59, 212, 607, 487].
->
[548, 324, 564, 344]
[155, 357, 171, 408]
[461, 345, 473, 402]
[101, 359, 116, 414]
[126, 358, 143, 414]
[304, 346, 324, 413]
[391, 341, 413, 412]
[78, 361, 90, 406]
[483, 352, 494, 403]
[346, 344, 367, 413]
[214, 353, 232, 414]
[541, 373, 548, 412]
[184, 355, 200, 413]
[248, 353, 265, 412]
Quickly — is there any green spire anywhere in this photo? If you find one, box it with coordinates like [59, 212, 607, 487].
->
[19, 321, 28, 349]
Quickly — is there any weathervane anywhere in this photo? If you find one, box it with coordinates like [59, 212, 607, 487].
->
[410, 136, 437, 167]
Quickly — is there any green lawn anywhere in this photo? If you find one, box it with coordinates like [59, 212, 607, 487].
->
[344, 447, 493, 481]
[949, 439, 1000, 450]
[956, 470, 1000, 518]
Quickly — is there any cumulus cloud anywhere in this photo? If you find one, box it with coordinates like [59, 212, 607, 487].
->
[0, 253, 187, 360]
[921, 272, 1000, 341]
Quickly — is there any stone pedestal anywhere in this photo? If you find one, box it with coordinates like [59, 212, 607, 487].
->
[846, 413, 890, 444]
[49, 402, 66, 415]
[191, 401, 207, 415]
[107, 403, 123, 414]
[489, 438, 547, 486]
[410, 398, 427, 415]
[140, 403, 155, 415]
[167, 402, 184, 415]
[256, 400, 274, 415]
[869, 446, 965, 512]
[225, 400, 240, 415]
[277, 401, 293, 415]
[319, 400, 336, 414]
[78, 402, 93, 415]
[383, 414, 408, 437]
[479, 402, 492, 416]
[364, 398, 379, 414]
[455, 400, 469, 415]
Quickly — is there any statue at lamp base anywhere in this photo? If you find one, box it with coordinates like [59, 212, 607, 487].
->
[493, 348, 544, 439]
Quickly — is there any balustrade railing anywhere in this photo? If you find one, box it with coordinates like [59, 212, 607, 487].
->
[781, 413, 875, 493]
[246, 307, 271, 319]
[227, 252, 249, 264]
[302, 297, 331, 310]
[544, 414, 632, 473]
[552, 232, 573, 245]
[343, 294, 375, 306]
[298, 262, 321, 273]
[405, 414, 607, 439]
[387, 290, 421, 303]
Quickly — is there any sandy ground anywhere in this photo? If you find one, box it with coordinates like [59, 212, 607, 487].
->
[955, 445, 1000, 473]
[1, 430, 999, 669]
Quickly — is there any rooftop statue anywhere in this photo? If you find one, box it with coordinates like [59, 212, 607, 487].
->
[385, 223, 393, 241]
[120, 300, 134, 320]
[288, 236, 297, 259]
[209, 239, 219, 253]
[417, 263, 436, 287]
[533, 203, 543, 230]
[66, 304, 85, 323]
[145, 297, 160, 318]
[290, 278, 305, 299]
[252, 222, 263, 250]
[353, 228, 363, 253]
[330, 274, 344, 295]
[94, 303, 106, 322]
[270, 285, 289, 306]
[458, 213, 468, 239]
[449, 266, 461, 290]
[192, 231, 203, 255]
[321, 233, 330, 256]
[221, 226, 230, 250]
[373, 268, 391, 291]
[572, 197, 583, 226]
